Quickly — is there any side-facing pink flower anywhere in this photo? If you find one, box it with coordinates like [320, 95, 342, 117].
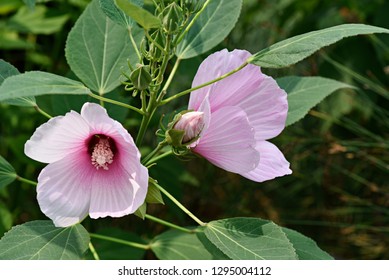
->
[25, 102, 148, 227]
[182, 49, 292, 182]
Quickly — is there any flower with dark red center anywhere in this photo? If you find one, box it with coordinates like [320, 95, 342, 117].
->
[25, 103, 148, 227]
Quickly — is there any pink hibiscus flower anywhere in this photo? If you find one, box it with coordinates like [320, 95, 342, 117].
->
[175, 49, 292, 182]
[25, 102, 148, 227]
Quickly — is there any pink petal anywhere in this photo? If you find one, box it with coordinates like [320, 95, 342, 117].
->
[237, 75, 288, 140]
[189, 49, 255, 111]
[242, 141, 292, 182]
[189, 49, 288, 140]
[37, 151, 92, 227]
[25, 111, 90, 164]
[193, 106, 259, 174]
[89, 147, 148, 219]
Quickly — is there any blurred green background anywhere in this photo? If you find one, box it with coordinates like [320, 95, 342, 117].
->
[1, 0, 388, 259]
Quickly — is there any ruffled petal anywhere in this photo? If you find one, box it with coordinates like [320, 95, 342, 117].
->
[193, 106, 259, 174]
[25, 111, 90, 164]
[36, 151, 93, 227]
[89, 146, 148, 219]
[189, 49, 261, 112]
[242, 141, 292, 182]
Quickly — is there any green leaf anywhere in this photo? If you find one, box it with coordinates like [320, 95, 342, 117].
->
[176, 0, 242, 59]
[248, 24, 389, 68]
[151, 228, 228, 260]
[0, 155, 17, 189]
[115, 0, 161, 30]
[0, 220, 90, 260]
[9, 6, 68, 35]
[0, 204, 12, 237]
[0, 71, 91, 103]
[277, 76, 355, 126]
[134, 202, 146, 219]
[204, 218, 297, 260]
[66, 0, 143, 94]
[146, 182, 164, 204]
[281, 227, 334, 260]
[0, 59, 36, 107]
[99, 0, 142, 28]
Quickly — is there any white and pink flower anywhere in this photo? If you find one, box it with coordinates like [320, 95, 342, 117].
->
[179, 49, 292, 182]
[25, 102, 148, 227]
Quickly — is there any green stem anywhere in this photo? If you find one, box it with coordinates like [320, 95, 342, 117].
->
[128, 28, 142, 62]
[141, 141, 168, 165]
[89, 233, 150, 250]
[146, 149, 173, 166]
[16, 176, 37, 186]
[157, 57, 181, 102]
[89, 92, 144, 115]
[176, 0, 211, 46]
[161, 61, 248, 104]
[136, 35, 172, 146]
[88, 241, 100, 260]
[152, 181, 206, 226]
[34, 106, 52, 119]
[145, 214, 194, 233]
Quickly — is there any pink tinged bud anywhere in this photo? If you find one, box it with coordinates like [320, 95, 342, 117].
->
[174, 111, 205, 143]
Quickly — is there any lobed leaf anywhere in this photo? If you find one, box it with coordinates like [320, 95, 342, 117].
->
[277, 76, 355, 126]
[0, 220, 90, 260]
[248, 24, 389, 68]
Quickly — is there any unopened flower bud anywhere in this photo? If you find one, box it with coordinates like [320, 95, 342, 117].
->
[173, 111, 205, 144]
[161, 2, 184, 33]
[130, 64, 152, 90]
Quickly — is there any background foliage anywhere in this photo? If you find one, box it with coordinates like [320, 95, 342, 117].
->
[0, 0, 388, 259]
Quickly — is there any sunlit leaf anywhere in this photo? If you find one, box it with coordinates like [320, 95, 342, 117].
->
[248, 24, 389, 68]
[0, 220, 90, 260]
[176, 0, 242, 59]
[277, 76, 355, 126]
